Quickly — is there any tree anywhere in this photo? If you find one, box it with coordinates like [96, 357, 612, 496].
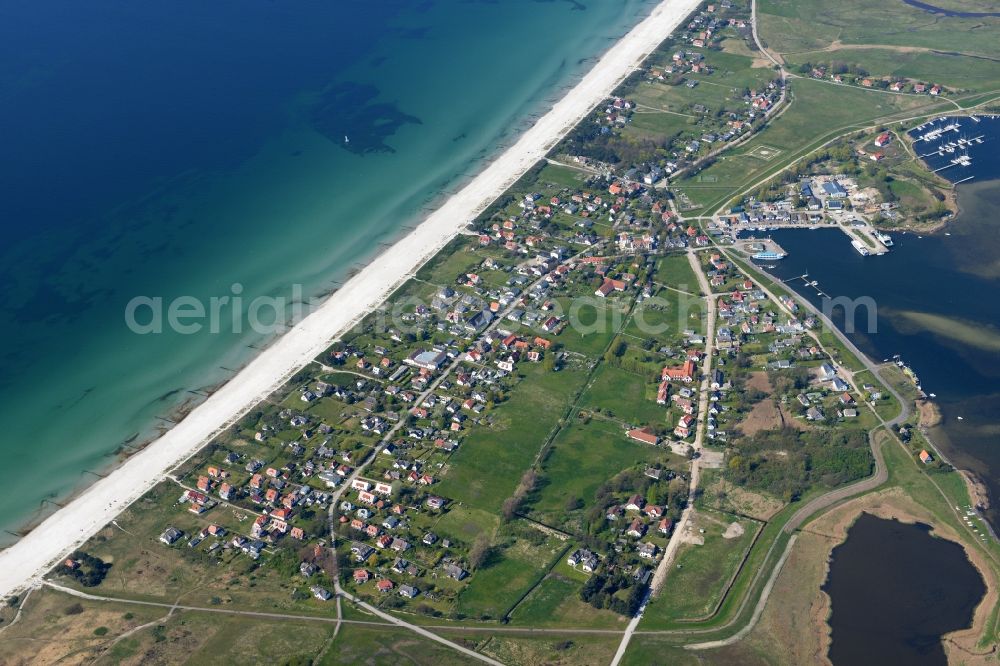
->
[469, 535, 493, 570]
[501, 496, 520, 522]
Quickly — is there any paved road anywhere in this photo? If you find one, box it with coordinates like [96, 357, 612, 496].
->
[335, 588, 504, 666]
[609, 592, 650, 666]
[42, 581, 384, 628]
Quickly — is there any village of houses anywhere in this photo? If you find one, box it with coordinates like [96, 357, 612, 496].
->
[560, 0, 784, 190]
[50, 99, 894, 624]
[707, 125, 944, 258]
[42, 0, 909, 632]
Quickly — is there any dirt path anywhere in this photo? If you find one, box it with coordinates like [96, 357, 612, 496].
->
[783, 39, 1000, 62]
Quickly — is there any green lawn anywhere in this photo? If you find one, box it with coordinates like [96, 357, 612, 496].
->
[432, 505, 500, 547]
[537, 162, 590, 189]
[577, 364, 666, 426]
[436, 364, 588, 513]
[508, 571, 627, 629]
[414, 237, 481, 285]
[624, 287, 704, 343]
[547, 295, 631, 359]
[456, 533, 566, 620]
[759, 0, 1000, 59]
[529, 418, 666, 529]
[655, 253, 700, 290]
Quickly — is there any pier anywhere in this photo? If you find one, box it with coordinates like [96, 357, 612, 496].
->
[787, 273, 831, 298]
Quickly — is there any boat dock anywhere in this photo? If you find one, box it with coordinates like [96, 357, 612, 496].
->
[728, 219, 888, 258]
[787, 273, 831, 298]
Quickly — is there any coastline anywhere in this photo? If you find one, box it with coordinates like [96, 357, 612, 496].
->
[0, 0, 703, 600]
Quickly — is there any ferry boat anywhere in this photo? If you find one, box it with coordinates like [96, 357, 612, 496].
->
[851, 239, 870, 256]
[752, 250, 786, 261]
[875, 232, 894, 247]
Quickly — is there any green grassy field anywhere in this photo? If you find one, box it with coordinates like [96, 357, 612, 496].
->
[537, 162, 591, 189]
[640, 510, 761, 627]
[759, 0, 1000, 59]
[436, 363, 588, 513]
[623, 288, 704, 343]
[414, 237, 481, 285]
[576, 364, 666, 426]
[432, 505, 500, 546]
[508, 570, 627, 629]
[529, 418, 666, 529]
[548, 295, 632, 358]
[655, 253, 701, 290]
[456, 532, 566, 620]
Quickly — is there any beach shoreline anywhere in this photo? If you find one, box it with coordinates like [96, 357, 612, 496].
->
[0, 0, 702, 599]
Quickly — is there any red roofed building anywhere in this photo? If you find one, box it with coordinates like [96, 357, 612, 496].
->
[627, 427, 660, 446]
[662, 359, 696, 383]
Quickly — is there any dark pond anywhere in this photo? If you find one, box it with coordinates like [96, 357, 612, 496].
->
[824, 513, 986, 665]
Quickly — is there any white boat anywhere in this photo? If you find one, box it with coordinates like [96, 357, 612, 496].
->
[875, 232, 893, 247]
[851, 239, 870, 256]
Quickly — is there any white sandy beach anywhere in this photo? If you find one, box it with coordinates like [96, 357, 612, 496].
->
[0, 0, 702, 598]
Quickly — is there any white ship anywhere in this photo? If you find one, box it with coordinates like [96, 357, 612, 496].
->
[851, 239, 870, 256]
[875, 232, 894, 247]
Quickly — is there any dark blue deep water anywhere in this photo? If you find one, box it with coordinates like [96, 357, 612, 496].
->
[824, 514, 986, 666]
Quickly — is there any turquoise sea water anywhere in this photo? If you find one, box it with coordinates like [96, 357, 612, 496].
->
[0, 0, 659, 540]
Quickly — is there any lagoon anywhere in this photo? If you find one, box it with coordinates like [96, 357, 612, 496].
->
[824, 514, 985, 665]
